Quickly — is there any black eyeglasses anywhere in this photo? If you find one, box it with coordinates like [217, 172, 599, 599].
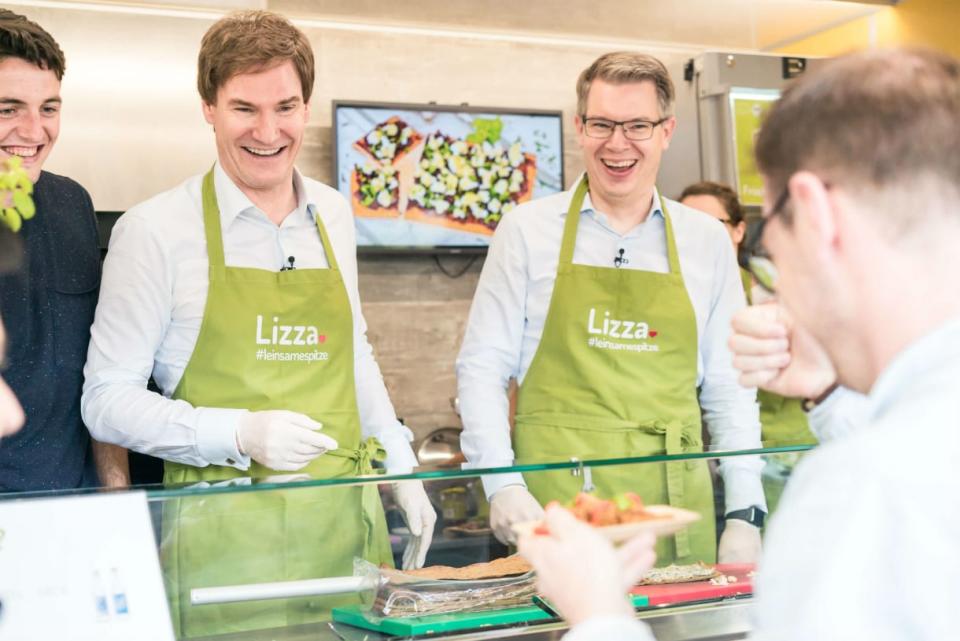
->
[745, 186, 790, 293]
[580, 116, 669, 141]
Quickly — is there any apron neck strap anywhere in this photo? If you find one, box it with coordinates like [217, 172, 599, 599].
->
[201, 167, 227, 279]
[311, 205, 341, 272]
[559, 176, 590, 265]
[660, 199, 682, 276]
[560, 175, 683, 275]
[201, 167, 342, 274]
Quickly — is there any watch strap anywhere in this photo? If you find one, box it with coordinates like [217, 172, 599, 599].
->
[725, 506, 766, 528]
[801, 381, 839, 412]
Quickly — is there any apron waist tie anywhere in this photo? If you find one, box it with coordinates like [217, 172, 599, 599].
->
[324, 436, 387, 562]
[635, 420, 701, 559]
[514, 415, 703, 559]
[325, 436, 386, 475]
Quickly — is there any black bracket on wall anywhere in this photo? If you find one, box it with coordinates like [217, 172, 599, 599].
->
[782, 56, 807, 80]
[683, 58, 695, 82]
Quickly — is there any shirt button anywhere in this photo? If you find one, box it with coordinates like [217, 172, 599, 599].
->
[226, 458, 236, 466]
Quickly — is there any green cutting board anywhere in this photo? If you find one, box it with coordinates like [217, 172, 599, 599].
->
[332, 594, 650, 636]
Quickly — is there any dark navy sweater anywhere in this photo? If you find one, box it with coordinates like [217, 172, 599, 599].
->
[0, 171, 100, 491]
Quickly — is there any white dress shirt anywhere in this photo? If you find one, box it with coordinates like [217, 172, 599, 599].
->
[806, 386, 869, 442]
[562, 319, 960, 640]
[750, 316, 960, 641]
[457, 182, 765, 512]
[82, 163, 418, 472]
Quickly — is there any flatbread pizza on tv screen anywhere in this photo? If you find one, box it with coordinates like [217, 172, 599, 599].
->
[334, 101, 564, 251]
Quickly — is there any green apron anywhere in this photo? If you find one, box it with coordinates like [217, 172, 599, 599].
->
[740, 268, 816, 447]
[160, 170, 393, 638]
[514, 177, 716, 565]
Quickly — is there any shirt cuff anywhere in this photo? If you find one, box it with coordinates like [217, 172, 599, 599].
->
[563, 615, 655, 641]
[719, 457, 767, 513]
[808, 386, 868, 442]
[195, 407, 251, 470]
[480, 471, 527, 500]
[378, 425, 419, 473]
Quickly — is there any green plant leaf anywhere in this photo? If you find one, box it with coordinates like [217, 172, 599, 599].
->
[466, 116, 504, 145]
[13, 190, 35, 219]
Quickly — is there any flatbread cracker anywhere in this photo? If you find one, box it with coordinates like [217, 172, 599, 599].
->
[402, 555, 532, 581]
[637, 562, 720, 585]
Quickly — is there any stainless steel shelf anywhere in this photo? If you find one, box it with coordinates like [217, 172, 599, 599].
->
[193, 599, 752, 641]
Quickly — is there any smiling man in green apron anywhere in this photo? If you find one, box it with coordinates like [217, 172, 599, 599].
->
[457, 52, 766, 566]
[81, 11, 435, 637]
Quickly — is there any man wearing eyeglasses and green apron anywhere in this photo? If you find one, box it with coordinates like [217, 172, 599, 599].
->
[457, 52, 766, 566]
[81, 12, 436, 638]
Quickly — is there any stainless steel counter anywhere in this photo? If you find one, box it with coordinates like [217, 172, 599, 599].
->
[193, 599, 752, 641]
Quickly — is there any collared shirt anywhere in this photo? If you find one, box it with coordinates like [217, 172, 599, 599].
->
[807, 386, 869, 442]
[82, 163, 417, 471]
[562, 319, 960, 640]
[457, 182, 765, 511]
[750, 317, 960, 641]
[0, 171, 99, 490]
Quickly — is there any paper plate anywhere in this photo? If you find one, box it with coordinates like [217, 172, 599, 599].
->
[513, 505, 702, 544]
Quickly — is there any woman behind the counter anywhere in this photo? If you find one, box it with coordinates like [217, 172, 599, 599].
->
[81, 10, 435, 638]
[679, 181, 816, 448]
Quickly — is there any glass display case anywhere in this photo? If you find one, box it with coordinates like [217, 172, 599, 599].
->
[2, 442, 816, 641]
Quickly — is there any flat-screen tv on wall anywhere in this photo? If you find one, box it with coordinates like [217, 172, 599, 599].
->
[333, 101, 565, 252]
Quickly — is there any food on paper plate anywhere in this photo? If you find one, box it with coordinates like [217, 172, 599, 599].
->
[541, 492, 668, 531]
[515, 492, 700, 543]
[405, 132, 537, 236]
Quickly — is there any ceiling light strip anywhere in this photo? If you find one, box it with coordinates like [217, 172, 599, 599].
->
[5, 0, 768, 55]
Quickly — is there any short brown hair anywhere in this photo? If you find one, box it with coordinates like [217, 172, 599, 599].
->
[197, 10, 314, 105]
[576, 52, 674, 117]
[680, 181, 744, 224]
[0, 9, 65, 80]
[756, 49, 960, 225]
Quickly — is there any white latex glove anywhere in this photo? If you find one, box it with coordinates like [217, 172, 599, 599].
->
[236, 410, 338, 471]
[393, 481, 437, 570]
[728, 302, 836, 399]
[490, 485, 544, 545]
[717, 518, 763, 564]
[518, 505, 655, 627]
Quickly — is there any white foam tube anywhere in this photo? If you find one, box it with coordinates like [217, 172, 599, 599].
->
[191, 575, 372, 605]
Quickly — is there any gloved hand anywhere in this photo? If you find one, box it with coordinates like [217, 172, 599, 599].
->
[728, 302, 836, 399]
[237, 410, 338, 471]
[490, 485, 544, 545]
[393, 481, 437, 569]
[717, 518, 762, 564]
[518, 504, 652, 627]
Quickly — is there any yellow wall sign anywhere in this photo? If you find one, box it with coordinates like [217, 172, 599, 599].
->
[730, 90, 780, 207]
